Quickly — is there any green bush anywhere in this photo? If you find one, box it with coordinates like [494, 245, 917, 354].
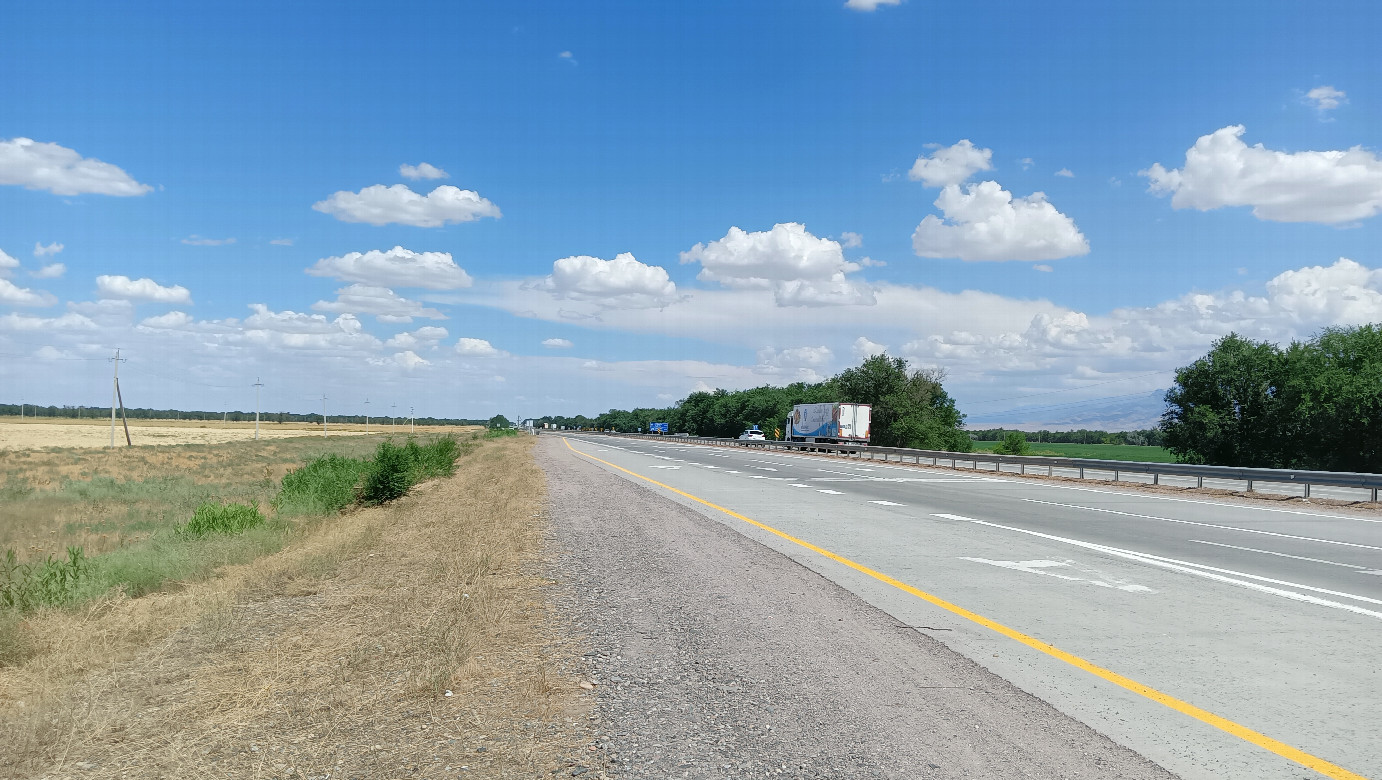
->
[273, 454, 371, 516]
[359, 440, 413, 505]
[993, 431, 1031, 456]
[484, 427, 518, 439]
[178, 502, 266, 537]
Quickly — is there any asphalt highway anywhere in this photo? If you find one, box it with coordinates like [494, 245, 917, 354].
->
[558, 433, 1382, 780]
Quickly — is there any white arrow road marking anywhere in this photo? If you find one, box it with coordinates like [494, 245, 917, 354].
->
[935, 513, 1382, 620]
[869, 500, 906, 506]
[960, 557, 1154, 592]
[817, 489, 845, 495]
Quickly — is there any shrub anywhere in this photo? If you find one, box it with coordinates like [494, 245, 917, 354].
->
[274, 454, 371, 516]
[359, 440, 413, 505]
[178, 502, 266, 538]
[484, 427, 518, 439]
[994, 431, 1031, 456]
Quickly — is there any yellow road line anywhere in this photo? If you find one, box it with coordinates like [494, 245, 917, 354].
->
[562, 436, 1370, 780]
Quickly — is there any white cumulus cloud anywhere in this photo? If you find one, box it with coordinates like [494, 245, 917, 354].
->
[755, 345, 834, 383]
[32, 263, 66, 279]
[455, 337, 504, 357]
[912, 181, 1089, 261]
[95, 275, 192, 303]
[0, 312, 96, 332]
[312, 184, 501, 227]
[392, 350, 431, 369]
[307, 245, 473, 290]
[312, 284, 446, 321]
[541, 252, 679, 309]
[385, 326, 449, 350]
[139, 311, 194, 329]
[34, 241, 63, 257]
[1055, 168, 1074, 178]
[0, 278, 57, 307]
[680, 223, 874, 306]
[1305, 85, 1347, 112]
[182, 235, 235, 246]
[1141, 125, 1382, 224]
[399, 162, 449, 180]
[852, 336, 888, 361]
[908, 140, 993, 187]
[542, 338, 574, 349]
[0, 138, 152, 196]
[840, 231, 863, 248]
[0, 249, 18, 276]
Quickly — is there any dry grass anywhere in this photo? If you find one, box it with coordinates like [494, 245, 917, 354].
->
[0, 435, 389, 562]
[0, 418, 481, 451]
[0, 435, 589, 779]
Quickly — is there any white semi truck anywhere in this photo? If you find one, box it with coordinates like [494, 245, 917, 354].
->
[784, 402, 871, 445]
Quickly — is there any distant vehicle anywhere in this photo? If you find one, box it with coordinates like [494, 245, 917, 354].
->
[738, 428, 766, 441]
[785, 402, 871, 445]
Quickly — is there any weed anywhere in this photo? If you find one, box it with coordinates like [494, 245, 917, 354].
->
[359, 441, 412, 504]
[273, 454, 370, 517]
[178, 502, 266, 538]
[484, 427, 519, 439]
[1, 546, 91, 612]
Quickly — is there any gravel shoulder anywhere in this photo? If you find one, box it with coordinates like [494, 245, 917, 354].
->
[539, 435, 1179, 780]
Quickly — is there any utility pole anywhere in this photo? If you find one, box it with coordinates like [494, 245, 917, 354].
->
[109, 349, 127, 448]
[410, 406, 415, 434]
[364, 398, 370, 434]
[253, 378, 264, 440]
[392, 403, 397, 430]
[322, 394, 328, 438]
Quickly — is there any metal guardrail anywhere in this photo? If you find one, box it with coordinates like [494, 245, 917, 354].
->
[570, 432, 1382, 502]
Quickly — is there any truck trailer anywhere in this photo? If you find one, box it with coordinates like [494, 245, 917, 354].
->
[784, 402, 871, 444]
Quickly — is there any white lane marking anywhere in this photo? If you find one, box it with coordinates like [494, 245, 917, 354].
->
[647, 465, 680, 470]
[1021, 498, 1382, 552]
[703, 465, 719, 469]
[1187, 539, 1369, 570]
[817, 489, 845, 495]
[755, 467, 779, 471]
[790, 483, 812, 488]
[932, 513, 1382, 619]
[959, 558, 1154, 593]
[869, 500, 906, 506]
[726, 470, 741, 474]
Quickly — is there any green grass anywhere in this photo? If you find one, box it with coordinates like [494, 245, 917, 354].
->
[483, 427, 518, 439]
[178, 502, 266, 537]
[971, 441, 1177, 463]
[273, 454, 371, 517]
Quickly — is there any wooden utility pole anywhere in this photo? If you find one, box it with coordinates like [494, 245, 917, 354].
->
[321, 394, 328, 438]
[109, 349, 130, 446]
[253, 378, 264, 440]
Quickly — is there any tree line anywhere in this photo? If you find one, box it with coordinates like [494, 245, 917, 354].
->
[537, 354, 975, 452]
[968, 428, 1165, 446]
[0, 404, 484, 427]
[1159, 325, 1382, 472]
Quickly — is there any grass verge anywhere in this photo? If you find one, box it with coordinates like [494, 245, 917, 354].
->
[0, 434, 587, 778]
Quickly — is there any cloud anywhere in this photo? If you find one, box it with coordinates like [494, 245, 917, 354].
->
[181, 235, 235, 246]
[0, 137, 152, 196]
[840, 231, 863, 248]
[844, 0, 901, 10]
[307, 245, 473, 290]
[1019, 158, 1034, 171]
[852, 336, 888, 361]
[908, 140, 993, 187]
[95, 275, 192, 303]
[312, 284, 446, 321]
[1304, 85, 1347, 113]
[33, 241, 63, 257]
[32, 262, 66, 279]
[542, 338, 574, 349]
[68, 298, 134, 324]
[455, 337, 504, 357]
[399, 162, 449, 180]
[312, 184, 501, 227]
[139, 311, 194, 329]
[1033, 264, 1053, 272]
[540, 252, 679, 309]
[384, 325, 449, 350]
[1141, 125, 1382, 224]
[558, 51, 577, 64]
[0, 311, 97, 332]
[912, 181, 1090, 261]
[391, 350, 431, 369]
[680, 223, 874, 306]
[754, 345, 834, 383]
[270, 238, 294, 246]
[0, 278, 57, 307]
[1055, 168, 1074, 178]
[0, 249, 17, 276]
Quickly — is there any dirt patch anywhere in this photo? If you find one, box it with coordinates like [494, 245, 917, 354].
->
[0, 435, 589, 779]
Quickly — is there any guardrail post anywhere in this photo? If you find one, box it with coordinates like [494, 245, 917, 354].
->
[1113, 470, 1119, 483]
[1197, 476, 1203, 488]
[1153, 473, 1159, 485]
[1079, 466, 1084, 479]
[1246, 479, 1254, 493]
[1020, 462, 1025, 475]
[1373, 487, 1379, 503]
[1303, 483, 1311, 499]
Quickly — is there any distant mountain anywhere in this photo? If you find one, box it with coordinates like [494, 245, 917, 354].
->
[964, 389, 1168, 432]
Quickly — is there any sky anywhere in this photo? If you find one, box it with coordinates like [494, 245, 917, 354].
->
[2, 0, 1381, 427]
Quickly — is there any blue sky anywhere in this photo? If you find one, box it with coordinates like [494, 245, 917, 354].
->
[2, 1, 1381, 426]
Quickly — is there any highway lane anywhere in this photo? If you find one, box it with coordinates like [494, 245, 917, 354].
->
[558, 434, 1381, 780]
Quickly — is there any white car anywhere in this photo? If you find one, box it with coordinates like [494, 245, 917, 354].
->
[738, 429, 766, 440]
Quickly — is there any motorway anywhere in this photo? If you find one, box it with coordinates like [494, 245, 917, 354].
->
[558, 434, 1382, 780]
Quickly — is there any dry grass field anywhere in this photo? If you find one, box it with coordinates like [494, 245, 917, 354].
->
[0, 417, 477, 451]
[0, 434, 590, 779]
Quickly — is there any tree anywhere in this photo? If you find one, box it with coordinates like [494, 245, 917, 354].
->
[834, 355, 971, 451]
[1278, 325, 1382, 472]
[487, 414, 512, 429]
[994, 431, 1031, 455]
[1161, 334, 1287, 467]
